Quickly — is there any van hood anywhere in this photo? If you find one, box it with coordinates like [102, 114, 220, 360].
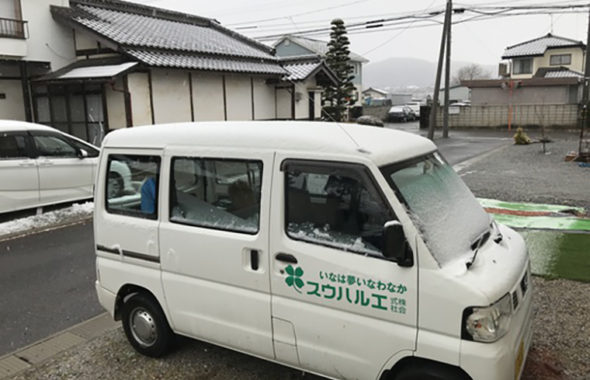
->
[442, 224, 528, 304]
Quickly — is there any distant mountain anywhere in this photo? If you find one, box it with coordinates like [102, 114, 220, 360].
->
[362, 57, 496, 90]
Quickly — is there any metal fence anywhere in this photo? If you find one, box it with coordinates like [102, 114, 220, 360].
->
[0, 18, 28, 39]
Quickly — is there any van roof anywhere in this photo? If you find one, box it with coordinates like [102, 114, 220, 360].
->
[102, 121, 436, 166]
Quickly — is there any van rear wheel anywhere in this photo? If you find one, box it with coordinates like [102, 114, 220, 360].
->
[121, 293, 173, 357]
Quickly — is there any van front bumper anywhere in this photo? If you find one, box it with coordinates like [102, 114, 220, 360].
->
[459, 283, 533, 380]
[95, 280, 117, 318]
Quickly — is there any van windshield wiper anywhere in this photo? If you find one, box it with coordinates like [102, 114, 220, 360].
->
[466, 230, 491, 269]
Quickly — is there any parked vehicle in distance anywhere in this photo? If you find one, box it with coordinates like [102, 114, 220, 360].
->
[404, 101, 421, 119]
[94, 121, 533, 380]
[0, 120, 133, 214]
[387, 105, 414, 122]
[0, 120, 100, 214]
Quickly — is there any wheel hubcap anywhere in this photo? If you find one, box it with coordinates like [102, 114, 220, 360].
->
[130, 307, 157, 347]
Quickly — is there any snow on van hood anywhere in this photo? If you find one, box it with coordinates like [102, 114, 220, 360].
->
[443, 224, 528, 304]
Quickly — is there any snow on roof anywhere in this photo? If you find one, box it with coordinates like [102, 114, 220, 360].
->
[502, 33, 585, 59]
[102, 121, 436, 167]
[544, 68, 583, 79]
[57, 62, 138, 79]
[363, 87, 388, 95]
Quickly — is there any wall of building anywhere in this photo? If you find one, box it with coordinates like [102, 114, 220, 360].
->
[21, 0, 76, 71]
[127, 72, 153, 126]
[361, 105, 390, 121]
[105, 77, 126, 130]
[225, 75, 252, 121]
[434, 104, 577, 128]
[252, 77, 275, 120]
[275, 40, 314, 57]
[536, 47, 585, 73]
[471, 85, 576, 105]
[0, 80, 26, 120]
[192, 72, 225, 121]
[438, 86, 470, 103]
[293, 78, 318, 119]
[511, 47, 585, 79]
[276, 87, 292, 119]
[151, 69, 192, 124]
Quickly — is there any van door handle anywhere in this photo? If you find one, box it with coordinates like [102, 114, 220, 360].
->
[275, 253, 298, 264]
[250, 250, 259, 271]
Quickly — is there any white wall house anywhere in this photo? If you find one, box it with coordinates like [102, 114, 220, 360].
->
[502, 33, 585, 80]
[2, 0, 337, 144]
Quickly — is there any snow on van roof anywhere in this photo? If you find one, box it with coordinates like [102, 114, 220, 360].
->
[102, 121, 436, 166]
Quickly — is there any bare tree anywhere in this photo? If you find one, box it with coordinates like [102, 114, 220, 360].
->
[451, 64, 491, 85]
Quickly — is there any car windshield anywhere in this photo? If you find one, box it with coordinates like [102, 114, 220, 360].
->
[381, 152, 490, 266]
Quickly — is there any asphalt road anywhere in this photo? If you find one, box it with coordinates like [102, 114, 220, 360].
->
[0, 220, 99, 356]
[0, 125, 511, 357]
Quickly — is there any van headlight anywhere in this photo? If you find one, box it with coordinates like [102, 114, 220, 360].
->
[463, 293, 512, 343]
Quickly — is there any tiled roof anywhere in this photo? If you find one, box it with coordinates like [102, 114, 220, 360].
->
[502, 33, 585, 58]
[125, 49, 287, 75]
[281, 61, 323, 81]
[275, 35, 369, 63]
[52, 0, 286, 75]
[535, 67, 584, 78]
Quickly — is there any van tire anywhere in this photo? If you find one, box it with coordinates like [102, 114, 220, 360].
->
[121, 293, 174, 357]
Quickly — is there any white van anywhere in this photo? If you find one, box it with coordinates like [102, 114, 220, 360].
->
[94, 121, 532, 380]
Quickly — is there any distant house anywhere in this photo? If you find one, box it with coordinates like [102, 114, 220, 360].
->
[274, 35, 368, 107]
[464, 33, 585, 107]
[501, 33, 585, 80]
[362, 87, 388, 104]
[1, 0, 336, 144]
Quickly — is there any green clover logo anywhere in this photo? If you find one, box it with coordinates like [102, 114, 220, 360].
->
[285, 265, 304, 293]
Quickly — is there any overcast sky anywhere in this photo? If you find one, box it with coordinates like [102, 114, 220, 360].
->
[130, 0, 589, 66]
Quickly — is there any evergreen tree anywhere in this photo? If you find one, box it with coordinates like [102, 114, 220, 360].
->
[322, 19, 355, 122]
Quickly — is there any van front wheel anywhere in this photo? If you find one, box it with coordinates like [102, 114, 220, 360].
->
[121, 293, 173, 357]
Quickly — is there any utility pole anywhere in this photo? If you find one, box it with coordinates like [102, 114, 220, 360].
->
[578, 6, 590, 160]
[443, 0, 452, 138]
[428, 0, 452, 140]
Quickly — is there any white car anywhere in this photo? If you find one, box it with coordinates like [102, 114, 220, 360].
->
[404, 102, 421, 118]
[0, 120, 129, 214]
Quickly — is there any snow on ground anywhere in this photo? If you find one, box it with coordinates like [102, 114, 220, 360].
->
[0, 202, 94, 240]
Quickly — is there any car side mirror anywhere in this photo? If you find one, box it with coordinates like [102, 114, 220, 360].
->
[383, 221, 413, 267]
[77, 148, 88, 159]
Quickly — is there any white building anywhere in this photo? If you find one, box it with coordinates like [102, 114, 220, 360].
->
[1, 0, 337, 144]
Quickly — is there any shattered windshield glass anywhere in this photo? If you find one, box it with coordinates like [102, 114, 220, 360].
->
[381, 152, 490, 266]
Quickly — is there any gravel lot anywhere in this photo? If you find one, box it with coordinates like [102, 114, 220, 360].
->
[460, 131, 590, 213]
[8, 277, 589, 380]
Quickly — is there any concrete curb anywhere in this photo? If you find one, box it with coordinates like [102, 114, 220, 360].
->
[0, 313, 118, 379]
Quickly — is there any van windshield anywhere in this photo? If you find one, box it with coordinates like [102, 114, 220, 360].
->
[381, 152, 490, 266]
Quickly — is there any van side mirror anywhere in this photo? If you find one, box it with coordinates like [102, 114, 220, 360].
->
[77, 148, 88, 159]
[383, 221, 413, 267]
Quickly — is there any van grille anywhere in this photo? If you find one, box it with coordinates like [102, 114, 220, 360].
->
[512, 291, 519, 310]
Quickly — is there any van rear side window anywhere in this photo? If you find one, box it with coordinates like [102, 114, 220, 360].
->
[106, 154, 161, 220]
[170, 157, 262, 234]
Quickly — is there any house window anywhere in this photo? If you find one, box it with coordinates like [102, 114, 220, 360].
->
[0, 0, 26, 38]
[550, 54, 572, 66]
[513, 58, 532, 75]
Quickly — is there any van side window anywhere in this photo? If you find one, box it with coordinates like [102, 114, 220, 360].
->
[105, 155, 161, 220]
[284, 161, 394, 257]
[170, 157, 262, 234]
[0, 133, 29, 160]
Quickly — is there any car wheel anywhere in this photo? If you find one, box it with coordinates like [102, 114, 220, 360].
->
[121, 293, 174, 357]
[108, 173, 124, 198]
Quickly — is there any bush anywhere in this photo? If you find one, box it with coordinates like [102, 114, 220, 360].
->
[514, 127, 531, 145]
